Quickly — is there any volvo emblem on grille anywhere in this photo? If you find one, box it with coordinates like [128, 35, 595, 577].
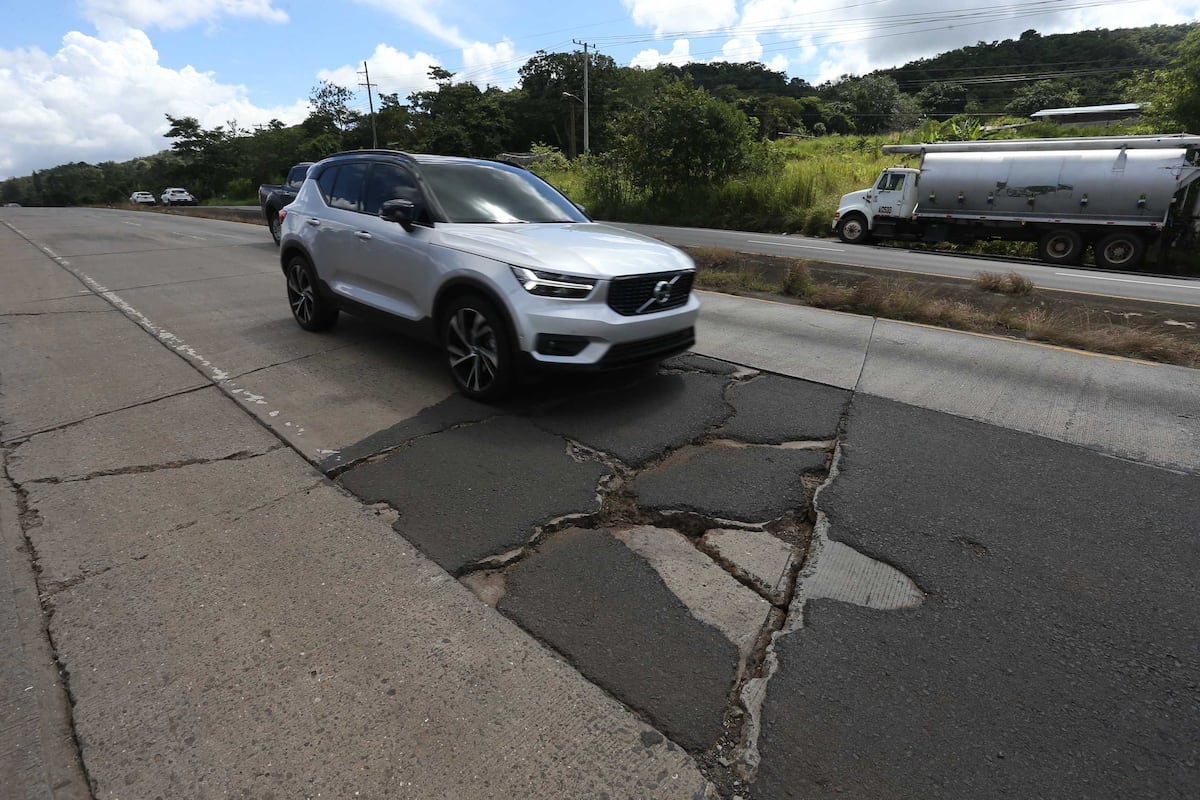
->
[636, 274, 682, 314]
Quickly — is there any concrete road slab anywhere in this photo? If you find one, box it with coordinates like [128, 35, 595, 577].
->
[90, 272, 368, 381]
[0, 227, 98, 312]
[226, 331, 455, 464]
[62, 243, 276, 292]
[633, 444, 825, 522]
[715, 374, 849, 443]
[498, 527, 739, 753]
[48, 482, 710, 800]
[0, 309, 208, 441]
[7, 386, 280, 482]
[754, 394, 1200, 800]
[22, 448, 314, 590]
[533, 370, 732, 467]
[694, 292, 873, 389]
[614, 526, 773, 661]
[0, 473, 91, 799]
[703, 529, 796, 604]
[339, 416, 612, 573]
[859, 320, 1200, 474]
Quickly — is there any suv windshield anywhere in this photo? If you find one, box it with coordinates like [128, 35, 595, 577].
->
[419, 162, 587, 224]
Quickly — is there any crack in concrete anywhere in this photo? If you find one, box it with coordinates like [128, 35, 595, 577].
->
[19, 445, 288, 485]
[323, 414, 504, 480]
[0, 308, 117, 317]
[218, 478, 327, 527]
[224, 341, 364, 383]
[0, 384, 213, 447]
[0, 441, 100, 797]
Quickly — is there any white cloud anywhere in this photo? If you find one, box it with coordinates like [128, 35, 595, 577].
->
[461, 40, 519, 89]
[318, 44, 442, 96]
[354, 0, 469, 48]
[786, 0, 1200, 84]
[630, 39, 693, 69]
[623, 0, 738, 33]
[721, 34, 763, 63]
[82, 0, 288, 32]
[349, 1, 521, 89]
[0, 28, 306, 179]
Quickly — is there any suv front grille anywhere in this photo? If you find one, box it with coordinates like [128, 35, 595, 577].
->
[607, 271, 694, 316]
[600, 327, 695, 368]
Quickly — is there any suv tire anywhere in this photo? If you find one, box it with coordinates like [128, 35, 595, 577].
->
[286, 254, 339, 331]
[442, 294, 514, 401]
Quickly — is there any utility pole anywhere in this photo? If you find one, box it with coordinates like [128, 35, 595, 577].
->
[572, 39, 594, 155]
[359, 61, 378, 149]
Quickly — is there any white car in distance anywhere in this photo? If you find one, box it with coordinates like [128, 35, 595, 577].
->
[161, 187, 196, 206]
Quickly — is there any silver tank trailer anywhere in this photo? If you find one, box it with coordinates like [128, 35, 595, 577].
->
[916, 148, 1192, 225]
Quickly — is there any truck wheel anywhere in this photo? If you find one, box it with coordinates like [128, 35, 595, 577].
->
[1094, 232, 1146, 271]
[1036, 229, 1084, 265]
[268, 209, 282, 245]
[837, 213, 871, 244]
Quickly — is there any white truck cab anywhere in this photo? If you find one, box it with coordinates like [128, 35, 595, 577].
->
[833, 168, 920, 244]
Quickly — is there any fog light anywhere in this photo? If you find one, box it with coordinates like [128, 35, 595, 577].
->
[536, 334, 588, 356]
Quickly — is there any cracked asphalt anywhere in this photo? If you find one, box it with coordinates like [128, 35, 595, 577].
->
[3, 209, 1199, 800]
[332, 355, 850, 792]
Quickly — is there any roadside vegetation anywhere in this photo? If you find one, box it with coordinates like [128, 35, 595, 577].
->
[689, 247, 1200, 368]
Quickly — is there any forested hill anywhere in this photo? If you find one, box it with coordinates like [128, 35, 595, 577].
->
[882, 24, 1194, 113]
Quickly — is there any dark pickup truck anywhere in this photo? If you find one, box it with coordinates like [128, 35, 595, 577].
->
[258, 162, 312, 244]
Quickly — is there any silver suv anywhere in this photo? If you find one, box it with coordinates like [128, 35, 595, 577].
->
[278, 151, 699, 400]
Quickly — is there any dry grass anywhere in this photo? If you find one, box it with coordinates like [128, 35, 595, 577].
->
[691, 247, 1200, 368]
[977, 271, 1035, 295]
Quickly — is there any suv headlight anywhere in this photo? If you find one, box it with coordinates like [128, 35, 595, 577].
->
[511, 266, 595, 299]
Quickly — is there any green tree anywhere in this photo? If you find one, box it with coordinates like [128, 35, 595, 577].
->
[824, 74, 910, 133]
[916, 82, 969, 119]
[375, 93, 417, 150]
[408, 68, 511, 156]
[1121, 27, 1200, 131]
[1003, 80, 1083, 117]
[307, 81, 359, 134]
[607, 80, 757, 196]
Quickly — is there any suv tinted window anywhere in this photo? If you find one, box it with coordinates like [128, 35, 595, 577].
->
[419, 162, 587, 224]
[363, 163, 420, 216]
[329, 162, 368, 211]
[317, 166, 339, 202]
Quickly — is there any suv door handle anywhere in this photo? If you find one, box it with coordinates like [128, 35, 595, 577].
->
[355, 231, 373, 240]
[306, 218, 320, 226]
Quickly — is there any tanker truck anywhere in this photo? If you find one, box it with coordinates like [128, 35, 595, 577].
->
[831, 134, 1200, 270]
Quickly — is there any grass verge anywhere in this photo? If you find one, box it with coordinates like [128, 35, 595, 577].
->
[690, 248, 1200, 368]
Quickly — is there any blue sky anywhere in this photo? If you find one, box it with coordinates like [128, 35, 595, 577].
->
[2, 0, 1198, 179]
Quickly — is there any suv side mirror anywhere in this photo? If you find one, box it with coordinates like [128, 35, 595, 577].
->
[381, 199, 420, 230]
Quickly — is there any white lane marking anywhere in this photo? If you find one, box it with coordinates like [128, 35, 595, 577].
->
[1054, 273, 1200, 290]
[746, 238, 845, 252]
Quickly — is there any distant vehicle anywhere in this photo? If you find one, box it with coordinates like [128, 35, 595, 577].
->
[3, 202, 20, 207]
[279, 150, 698, 401]
[259, 163, 312, 244]
[129, 191, 156, 206]
[161, 187, 197, 206]
[832, 134, 1200, 270]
